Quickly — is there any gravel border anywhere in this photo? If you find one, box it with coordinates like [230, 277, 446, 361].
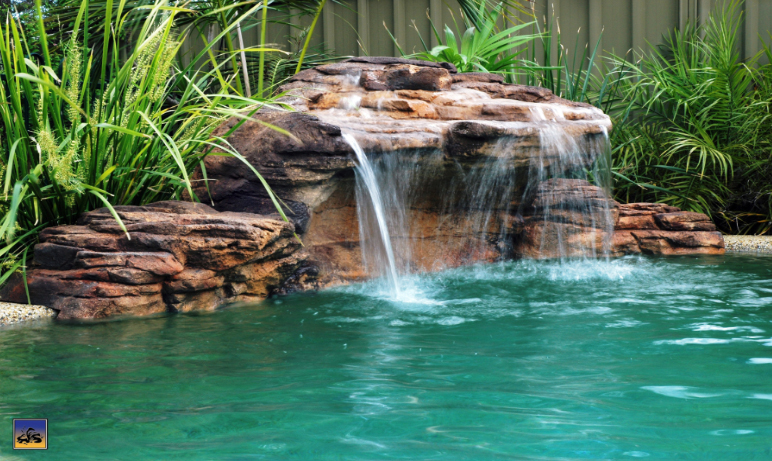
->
[0, 302, 57, 327]
[723, 235, 772, 254]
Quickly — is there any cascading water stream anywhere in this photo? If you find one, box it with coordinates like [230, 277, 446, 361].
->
[524, 106, 614, 260]
[342, 102, 613, 295]
[343, 132, 402, 297]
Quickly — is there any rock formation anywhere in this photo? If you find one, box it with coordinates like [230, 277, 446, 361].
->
[612, 202, 725, 255]
[516, 178, 619, 259]
[194, 58, 613, 284]
[516, 179, 725, 257]
[0, 202, 309, 320]
[0, 59, 726, 320]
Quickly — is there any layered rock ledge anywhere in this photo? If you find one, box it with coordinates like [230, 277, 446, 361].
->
[0, 202, 309, 320]
[195, 58, 613, 283]
[515, 179, 724, 258]
[612, 202, 725, 255]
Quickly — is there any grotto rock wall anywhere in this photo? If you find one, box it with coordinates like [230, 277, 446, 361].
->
[194, 58, 613, 285]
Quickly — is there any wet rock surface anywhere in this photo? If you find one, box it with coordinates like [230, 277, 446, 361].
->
[194, 58, 613, 284]
[1, 202, 309, 320]
[612, 203, 725, 256]
[517, 181, 724, 258]
[515, 179, 620, 259]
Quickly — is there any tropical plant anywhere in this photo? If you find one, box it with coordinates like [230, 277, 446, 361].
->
[53, 0, 291, 97]
[386, 1, 536, 78]
[0, 0, 289, 291]
[608, 0, 772, 233]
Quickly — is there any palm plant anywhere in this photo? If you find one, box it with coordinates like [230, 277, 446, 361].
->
[519, 5, 629, 110]
[609, 0, 772, 232]
[0, 0, 289, 291]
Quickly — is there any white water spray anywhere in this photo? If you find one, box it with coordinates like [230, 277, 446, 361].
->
[343, 132, 402, 297]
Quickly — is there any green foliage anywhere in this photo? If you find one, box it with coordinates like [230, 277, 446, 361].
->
[386, 2, 536, 77]
[0, 0, 288, 291]
[608, 0, 772, 233]
[519, 8, 626, 111]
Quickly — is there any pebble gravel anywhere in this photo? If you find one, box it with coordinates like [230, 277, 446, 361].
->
[0, 302, 56, 327]
[723, 235, 772, 254]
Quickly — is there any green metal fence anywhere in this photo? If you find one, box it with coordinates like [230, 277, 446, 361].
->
[180, 0, 771, 70]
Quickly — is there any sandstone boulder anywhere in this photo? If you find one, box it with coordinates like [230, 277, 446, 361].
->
[612, 203, 724, 256]
[517, 184, 725, 258]
[1, 202, 310, 320]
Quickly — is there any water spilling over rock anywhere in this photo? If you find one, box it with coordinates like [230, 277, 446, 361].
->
[343, 132, 402, 297]
[1, 59, 725, 319]
[194, 58, 623, 289]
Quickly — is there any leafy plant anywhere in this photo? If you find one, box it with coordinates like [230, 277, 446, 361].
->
[386, 2, 536, 78]
[608, 0, 772, 233]
[0, 0, 289, 291]
[53, 0, 290, 97]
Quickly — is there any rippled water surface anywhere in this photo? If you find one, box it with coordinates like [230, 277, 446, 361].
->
[2, 255, 772, 460]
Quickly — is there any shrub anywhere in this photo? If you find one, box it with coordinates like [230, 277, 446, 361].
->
[386, 2, 536, 79]
[609, 0, 772, 233]
[0, 0, 287, 291]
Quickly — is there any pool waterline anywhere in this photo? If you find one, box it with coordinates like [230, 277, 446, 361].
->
[1, 254, 771, 460]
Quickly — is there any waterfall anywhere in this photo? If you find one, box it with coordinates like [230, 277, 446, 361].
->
[343, 132, 402, 297]
[522, 107, 614, 260]
[343, 109, 613, 294]
[428, 138, 522, 267]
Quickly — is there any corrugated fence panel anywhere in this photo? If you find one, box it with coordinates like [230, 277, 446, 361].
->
[645, 0, 680, 48]
[369, 0, 395, 56]
[760, 0, 772, 64]
[601, 0, 633, 55]
[187, 0, 771, 68]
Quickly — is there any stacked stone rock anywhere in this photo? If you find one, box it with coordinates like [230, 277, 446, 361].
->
[612, 203, 725, 255]
[515, 179, 724, 257]
[1, 202, 308, 319]
[516, 178, 619, 259]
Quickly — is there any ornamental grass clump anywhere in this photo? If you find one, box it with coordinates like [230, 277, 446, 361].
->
[0, 0, 288, 290]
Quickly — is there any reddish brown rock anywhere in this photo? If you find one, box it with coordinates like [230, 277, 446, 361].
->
[516, 179, 618, 258]
[193, 59, 612, 285]
[616, 215, 658, 230]
[1, 201, 310, 320]
[654, 212, 717, 231]
[627, 230, 725, 255]
[516, 184, 725, 258]
[618, 202, 680, 216]
[611, 203, 725, 256]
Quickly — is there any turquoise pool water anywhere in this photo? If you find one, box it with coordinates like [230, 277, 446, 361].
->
[2, 255, 772, 460]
